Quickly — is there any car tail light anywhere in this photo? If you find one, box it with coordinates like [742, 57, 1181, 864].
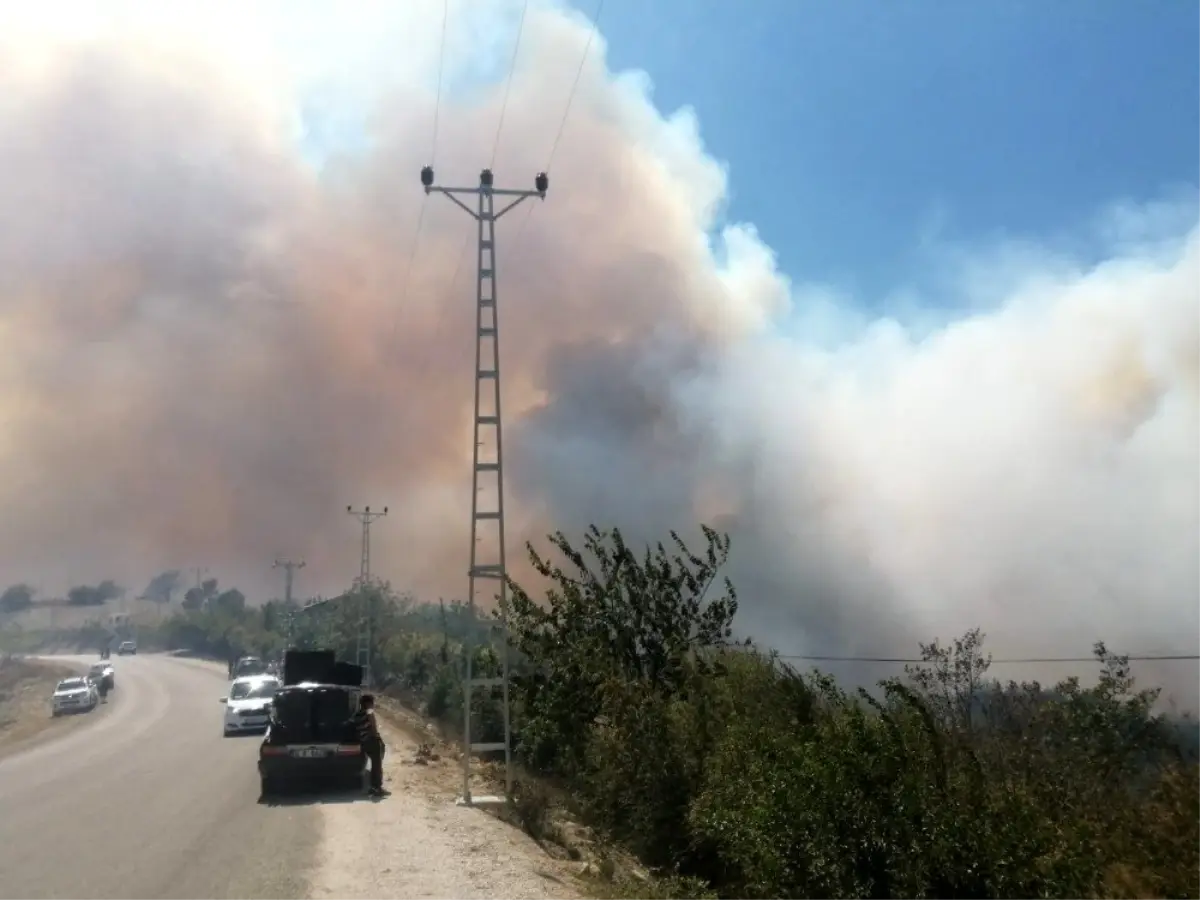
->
[261, 745, 288, 757]
[336, 744, 361, 755]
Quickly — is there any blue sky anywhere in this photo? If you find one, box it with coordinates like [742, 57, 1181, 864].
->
[579, 0, 1199, 307]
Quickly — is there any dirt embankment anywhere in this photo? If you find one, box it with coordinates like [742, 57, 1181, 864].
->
[310, 706, 586, 900]
[0, 657, 92, 759]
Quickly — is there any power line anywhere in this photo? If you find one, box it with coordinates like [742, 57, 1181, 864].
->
[433, 0, 600, 332]
[489, 0, 530, 168]
[431, 0, 450, 166]
[544, 0, 605, 174]
[775, 653, 1200, 664]
[389, 0, 450, 348]
[508, 0, 605, 253]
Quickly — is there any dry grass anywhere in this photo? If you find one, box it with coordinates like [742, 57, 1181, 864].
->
[372, 693, 674, 900]
[0, 657, 94, 759]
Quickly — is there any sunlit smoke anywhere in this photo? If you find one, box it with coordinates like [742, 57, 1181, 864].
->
[0, 0, 1196, 704]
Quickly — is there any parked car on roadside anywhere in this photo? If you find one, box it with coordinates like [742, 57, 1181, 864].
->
[52, 677, 99, 716]
[258, 650, 366, 796]
[220, 674, 281, 737]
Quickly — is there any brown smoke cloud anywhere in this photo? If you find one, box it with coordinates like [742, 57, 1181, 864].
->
[0, 1, 1196, 702]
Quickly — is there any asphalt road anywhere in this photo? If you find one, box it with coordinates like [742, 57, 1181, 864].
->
[0, 654, 321, 900]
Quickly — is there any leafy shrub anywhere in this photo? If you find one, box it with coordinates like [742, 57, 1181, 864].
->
[153, 524, 1199, 899]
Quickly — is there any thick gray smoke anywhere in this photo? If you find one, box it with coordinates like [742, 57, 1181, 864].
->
[0, 2, 1195, 703]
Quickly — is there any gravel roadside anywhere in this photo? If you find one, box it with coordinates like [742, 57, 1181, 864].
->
[309, 714, 585, 900]
[0, 656, 103, 759]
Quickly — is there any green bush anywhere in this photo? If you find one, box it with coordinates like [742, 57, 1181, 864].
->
[154, 526, 1198, 900]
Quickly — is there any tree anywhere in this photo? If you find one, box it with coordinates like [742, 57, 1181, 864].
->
[904, 627, 992, 732]
[67, 580, 121, 606]
[182, 578, 220, 611]
[506, 524, 738, 773]
[212, 588, 246, 616]
[143, 570, 182, 605]
[0, 583, 35, 613]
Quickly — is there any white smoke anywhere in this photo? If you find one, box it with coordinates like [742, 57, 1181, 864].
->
[0, 0, 1195, 703]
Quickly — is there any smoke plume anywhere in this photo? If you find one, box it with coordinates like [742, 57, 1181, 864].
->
[0, 2, 1195, 701]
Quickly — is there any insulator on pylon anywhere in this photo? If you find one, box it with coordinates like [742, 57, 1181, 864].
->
[534, 172, 548, 194]
[420, 166, 434, 187]
[480, 168, 494, 187]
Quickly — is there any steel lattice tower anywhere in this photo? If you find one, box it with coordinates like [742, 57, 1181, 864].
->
[421, 165, 548, 805]
[347, 505, 388, 686]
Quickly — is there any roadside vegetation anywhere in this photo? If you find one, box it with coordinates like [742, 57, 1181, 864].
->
[1, 525, 1196, 898]
[0, 656, 86, 755]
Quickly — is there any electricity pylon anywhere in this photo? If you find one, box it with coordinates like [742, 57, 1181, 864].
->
[420, 165, 549, 805]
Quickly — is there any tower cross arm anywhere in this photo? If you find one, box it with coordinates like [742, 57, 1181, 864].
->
[427, 185, 545, 198]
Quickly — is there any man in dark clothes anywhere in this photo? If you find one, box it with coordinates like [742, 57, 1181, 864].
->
[352, 694, 388, 796]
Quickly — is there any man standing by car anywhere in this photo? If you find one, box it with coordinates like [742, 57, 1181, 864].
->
[352, 694, 388, 797]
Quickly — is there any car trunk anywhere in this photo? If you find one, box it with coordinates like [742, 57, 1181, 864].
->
[269, 686, 358, 744]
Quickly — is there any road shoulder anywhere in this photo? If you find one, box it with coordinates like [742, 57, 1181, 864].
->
[309, 713, 584, 900]
[0, 656, 103, 760]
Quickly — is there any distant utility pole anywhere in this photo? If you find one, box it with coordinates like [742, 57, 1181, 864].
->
[272, 557, 305, 605]
[191, 567, 207, 589]
[347, 505, 388, 687]
[274, 558, 305, 648]
[421, 165, 549, 805]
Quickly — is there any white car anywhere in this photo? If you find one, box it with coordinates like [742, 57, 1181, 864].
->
[221, 675, 281, 737]
[52, 677, 99, 716]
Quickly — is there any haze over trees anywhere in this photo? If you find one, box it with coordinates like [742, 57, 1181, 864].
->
[143, 570, 183, 605]
[66, 581, 122, 607]
[0, 584, 35, 613]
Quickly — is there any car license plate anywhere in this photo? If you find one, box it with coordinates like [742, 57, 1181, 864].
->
[291, 747, 327, 759]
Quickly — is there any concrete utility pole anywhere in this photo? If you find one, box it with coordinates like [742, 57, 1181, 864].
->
[273, 558, 306, 647]
[347, 505, 388, 687]
[421, 165, 549, 805]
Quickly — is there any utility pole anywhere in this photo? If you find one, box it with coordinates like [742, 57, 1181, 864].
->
[273, 558, 305, 647]
[421, 165, 549, 805]
[347, 505, 388, 687]
[273, 557, 305, 605]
